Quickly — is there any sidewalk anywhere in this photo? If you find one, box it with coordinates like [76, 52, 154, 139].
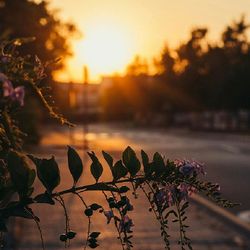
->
[10, 145, 250, 250]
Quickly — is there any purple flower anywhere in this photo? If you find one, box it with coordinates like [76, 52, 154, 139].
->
[0, 72, 8, 82]
[1, 56, 11, 63]
[124, 197, 134, 211]
[1, 75, 25, 106]
[177, 183, 196, 201]
[179, 164, 194, 176]
[154, 186, 176, 207]
[175, 159, 206, 176]
[12, 86, 25, 106]
[154, 188, 167, 207]
[104, 210, 114, 224]
[119, 215, 134, 233]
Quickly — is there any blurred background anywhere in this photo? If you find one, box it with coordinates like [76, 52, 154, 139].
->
[1, 0, 250, 249]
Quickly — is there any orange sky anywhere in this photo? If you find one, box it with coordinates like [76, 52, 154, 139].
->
[50, 0, 250, 83]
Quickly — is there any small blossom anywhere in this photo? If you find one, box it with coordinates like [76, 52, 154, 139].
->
[2, 79, 13, 97]
[154, 185, 176, 207]
[124, 197, 134, 211]
[12, 86, 25, 106]
[175, 159, 206, 176]
[119, 215, 134, 233]
[178, 183, 196, 201]
[0, 72, 8, 83]
[154, 188, 166, 207]
[1, 55, 11, 63]
[179, 164, 194, 176]
[103, 210, 114, 224]
[1, 76, 25, 106]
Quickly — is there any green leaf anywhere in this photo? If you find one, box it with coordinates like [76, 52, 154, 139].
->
[90, 232, 101, 238]
[7, 151, 35, 199]
[102, 151, 113, 170]
[122, 146, 140, 177]
[85, 183, 119, 192]
[119, 186, 130, 193]
[2, 205, 38, 221]
[87, 152, 103, 182]
[34, 192, 55, 205]
[153, 152, 165, 175]
[67, 146, 83, 186]
[29, 155, 60, 193]
[112, 160, 128, 181]
[141, 150, 153, 176]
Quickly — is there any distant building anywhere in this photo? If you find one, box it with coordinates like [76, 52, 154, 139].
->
[53, 81, 102, 120]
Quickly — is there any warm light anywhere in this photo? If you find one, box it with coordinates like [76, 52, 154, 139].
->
[72, 24, 133, 82]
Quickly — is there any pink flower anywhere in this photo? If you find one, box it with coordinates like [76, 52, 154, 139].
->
[104, 210, 114, 224]
[119, 215, 134, 233]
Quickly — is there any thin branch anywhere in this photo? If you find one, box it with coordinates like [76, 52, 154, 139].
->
[74, 192, 90, 250]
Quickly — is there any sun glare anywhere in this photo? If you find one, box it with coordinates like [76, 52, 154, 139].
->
[71, 24, 133, 82]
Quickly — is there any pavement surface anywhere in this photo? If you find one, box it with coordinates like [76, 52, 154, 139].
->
[9, 124, 250, 250]
[41, 123, 250, 214]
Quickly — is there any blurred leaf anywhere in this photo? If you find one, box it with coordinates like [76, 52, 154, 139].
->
[67, 146, 83, 186]
[112, 160, 128, 181]
[28, 155, 60, 193]
[122, 146, 140, 177]
[7, 151, 35, 199]
[87, 152, 103, 182]
[34, 192, 55, 205]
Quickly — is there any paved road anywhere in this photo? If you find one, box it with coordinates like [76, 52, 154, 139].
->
[12, 123, 250, 250]
[41, 123, 250, 215]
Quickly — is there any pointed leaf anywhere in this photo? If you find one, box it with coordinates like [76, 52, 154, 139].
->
[85, 183, 119, 192]
[153, 152, 165, 175]
[34, 192, 55, 205]
[122, 146, 140, 176]
[102, 151, 113, 170]
[87, 152, 103, 182]
[141, 150, 152, 176]
[29, 155, 60, 193]
[112, 160, 128, 181]
[67, 146, 83, 186]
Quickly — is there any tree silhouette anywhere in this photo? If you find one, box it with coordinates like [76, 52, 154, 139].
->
[0, 0, 78, 78]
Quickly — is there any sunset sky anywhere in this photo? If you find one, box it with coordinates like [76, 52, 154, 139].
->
[50, 0, 250, 83]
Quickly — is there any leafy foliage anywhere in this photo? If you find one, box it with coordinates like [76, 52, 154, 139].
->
[67, 146, 83, 186]
[0, 39, 236, 250]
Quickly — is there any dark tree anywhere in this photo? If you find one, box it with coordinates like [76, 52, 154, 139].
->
[0, 0, 78, 77]
[0, 0, 79, 143]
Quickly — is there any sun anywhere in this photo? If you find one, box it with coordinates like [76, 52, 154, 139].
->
[73, 24, 133, 82]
